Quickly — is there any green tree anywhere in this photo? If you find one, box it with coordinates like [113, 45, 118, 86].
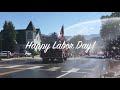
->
[2, 21, 16, 53]
[69, 35, 85, 46]
[100, 12, 120, 58]
[68, 35, 85, 56]
[100, 13, 120, 41]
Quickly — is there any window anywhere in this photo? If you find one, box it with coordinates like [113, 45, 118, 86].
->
[27, 32, 32, 39]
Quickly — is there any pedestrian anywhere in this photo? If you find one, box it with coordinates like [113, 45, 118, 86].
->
[31, 50, 35, 58]
[32, 53, 34, 58]
[7, 51, 9, 58]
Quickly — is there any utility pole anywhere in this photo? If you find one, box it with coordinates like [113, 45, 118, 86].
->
[0, 31, 2, 60]
[1, 31, 3, 51]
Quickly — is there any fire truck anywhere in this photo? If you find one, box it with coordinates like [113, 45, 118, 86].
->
[40, 32, 69, 63]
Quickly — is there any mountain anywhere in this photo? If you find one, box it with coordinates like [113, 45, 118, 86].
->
[89, 36, 104, 46]
[65, 36, 72, 40]
[84, 34, 100, 40]
[65, 34, 100, 41]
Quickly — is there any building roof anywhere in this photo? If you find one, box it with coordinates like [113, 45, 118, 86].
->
[36, 29, 40, 36]
[26, 21, 36, 31]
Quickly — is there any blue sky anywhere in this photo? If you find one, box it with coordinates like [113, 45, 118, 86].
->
[0, 12, 111, 36]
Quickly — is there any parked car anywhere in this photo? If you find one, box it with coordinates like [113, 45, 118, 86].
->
[97, 51, 105, 58]
[0, 51, 13, 58]
[97, 51, 104, 56]
[13, 51, 20, 57]
[115, 55, 120, 60]
[25, 51, 31, 57]
[19, 50, 31, 57]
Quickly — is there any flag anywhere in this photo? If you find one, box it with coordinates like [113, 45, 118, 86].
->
[60, 25, 64, 38]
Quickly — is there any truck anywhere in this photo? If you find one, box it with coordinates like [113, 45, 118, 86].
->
[40, 33, 69, 63]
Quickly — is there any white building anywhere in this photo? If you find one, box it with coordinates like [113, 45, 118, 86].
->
[16, 21, 42, 52]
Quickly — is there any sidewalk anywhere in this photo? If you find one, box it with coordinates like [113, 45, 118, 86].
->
[0, 55, 42, 61]
[85, 55, 105, 59]
[101, 59, 120, 78]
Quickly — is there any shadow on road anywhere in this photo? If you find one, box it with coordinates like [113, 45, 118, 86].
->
[24, 60, 65, 64]
[0, 75, 13, 78]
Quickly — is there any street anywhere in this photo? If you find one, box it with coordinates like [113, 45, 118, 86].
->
[0, 56, 111, 78]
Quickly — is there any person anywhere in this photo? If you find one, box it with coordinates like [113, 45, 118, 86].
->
[32, 53, 34, 58]
[7, 51, 9, 58]
[19, 46, 24, 57]
[31, 49, 35, 58]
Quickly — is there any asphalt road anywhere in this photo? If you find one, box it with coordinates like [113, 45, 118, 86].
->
[0, 57, 108, 78]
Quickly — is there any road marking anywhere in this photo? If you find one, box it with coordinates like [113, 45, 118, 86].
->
[47, 67, 61, 71]
[80, 69, 94, 71]
[0, 69, 26, 76]
[68, 68, 80, 72]
[27, 66, 43, 70]
[56, 68, 80, 78]
[62, 71, 88, 74]
[4, 65, 24, 68]
[0, 65, 43, 70]
[56, 72, 70, 78]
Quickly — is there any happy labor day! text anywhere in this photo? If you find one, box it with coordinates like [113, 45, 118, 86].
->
[25, 41, 96, 53]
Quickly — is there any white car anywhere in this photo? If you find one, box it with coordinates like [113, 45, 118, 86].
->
[97, 51, 104, 56]
[25, 51, 31, 57]
[0, 51, 13, 58]
[97, 51, 105, 58]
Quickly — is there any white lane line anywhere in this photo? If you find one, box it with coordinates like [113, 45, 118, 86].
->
[80, 69, 94, 71]
[47, 67, 61, 71]
[27, 66, 43, 70]
[62, 71, 88, 74]
[67, 58, 90, 61]
[3, 65, 24, 68]
[56, 68, 80, 78]
[68, 68, 80, 72]
[57, 72, 71, 78]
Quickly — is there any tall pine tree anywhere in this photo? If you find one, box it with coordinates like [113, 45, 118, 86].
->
[2, 21, 16, 53]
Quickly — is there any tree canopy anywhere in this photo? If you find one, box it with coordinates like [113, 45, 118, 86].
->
[2, 21, 16, 53]
[100, 12, 120, 58]
[69, 35, 85, 46]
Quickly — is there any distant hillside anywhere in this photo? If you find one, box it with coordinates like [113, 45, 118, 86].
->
[84, 34, 100, 40]
[89, 36, 104, 46]
[65, 36, 72, 40]
[65, 34, 100, 41]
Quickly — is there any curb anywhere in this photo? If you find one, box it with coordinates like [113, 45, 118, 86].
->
[0, 57, 42, 61]
[85, 56, 105, 59]
[105, 59, 120, 62]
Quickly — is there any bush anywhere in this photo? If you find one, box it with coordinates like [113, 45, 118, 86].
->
[27, 49, 39, 56]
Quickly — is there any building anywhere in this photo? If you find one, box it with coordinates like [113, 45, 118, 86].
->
[15, 21, 42, 52]
[0, 32, 2, 51]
